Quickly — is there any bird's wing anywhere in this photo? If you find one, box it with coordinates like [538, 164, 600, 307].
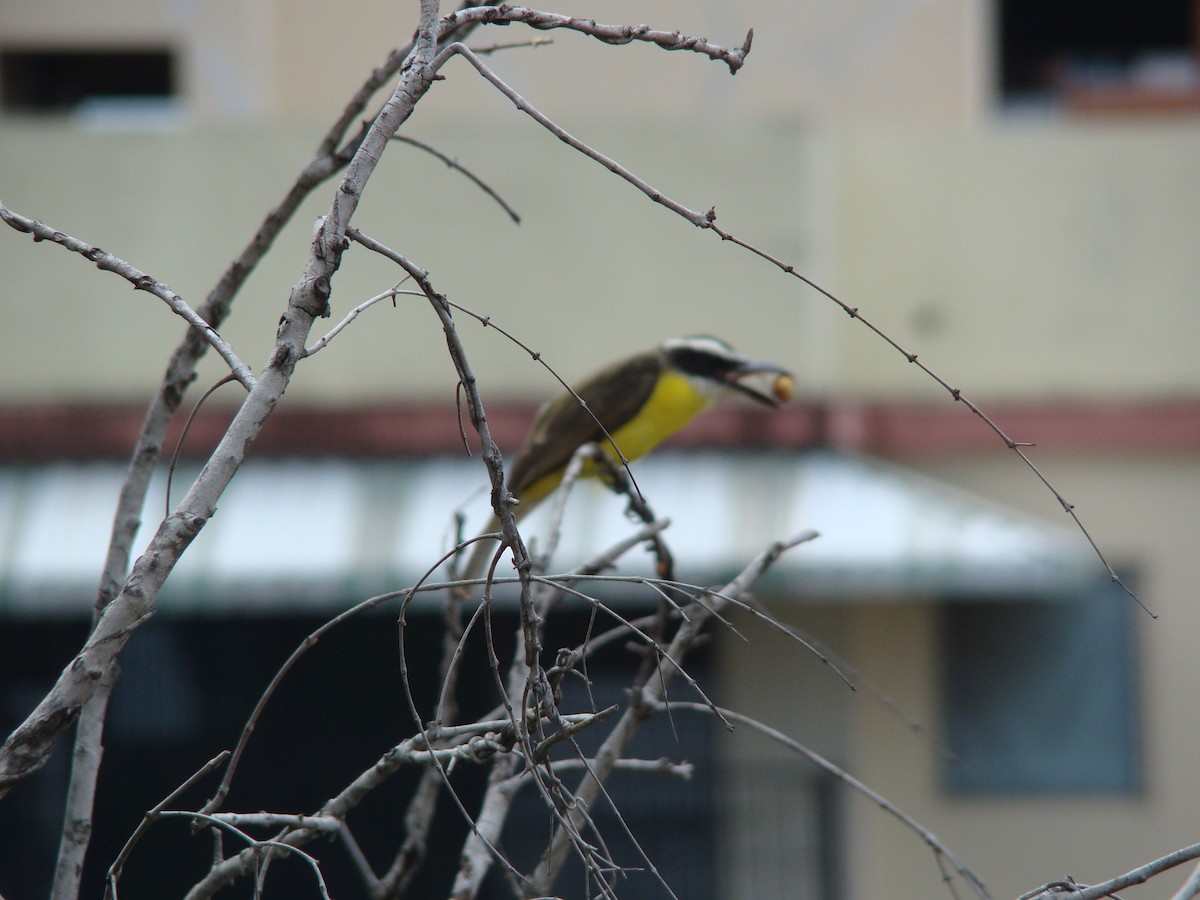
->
[507, 350, 662, 500]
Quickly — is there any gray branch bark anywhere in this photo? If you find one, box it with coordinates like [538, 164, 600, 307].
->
[0, 0, 443, 807]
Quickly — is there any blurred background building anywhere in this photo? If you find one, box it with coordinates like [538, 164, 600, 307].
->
[1, 1, 1199, 897]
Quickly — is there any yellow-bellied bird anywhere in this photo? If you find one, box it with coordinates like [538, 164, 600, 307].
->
[466, 335, 794, 576]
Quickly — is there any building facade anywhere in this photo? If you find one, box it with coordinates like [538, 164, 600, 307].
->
[2, 2, 1199, 897]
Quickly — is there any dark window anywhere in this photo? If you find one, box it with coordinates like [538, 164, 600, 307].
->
[0, 611, 719, 899]
[489, 661, 717, 899]
[718, 762, 845, 899]
[940, 579, 1141, 794]
[0, 48, 175, 113]
[997, 1, 1200, 112]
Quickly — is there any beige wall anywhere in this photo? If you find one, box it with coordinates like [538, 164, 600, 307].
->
[0, 119, 813, 404]
[5, 0, 1195, 407]
[0, 0, 999, 408]
[848, 451, 1197, 899]
[831, 127, 1200, 401]
[0, 1, 989, 125]
[717, 447, 1200, 899]
[4, 121, 1199, 407]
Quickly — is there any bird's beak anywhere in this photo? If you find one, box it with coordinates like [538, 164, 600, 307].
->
[723, 360, 795, 407]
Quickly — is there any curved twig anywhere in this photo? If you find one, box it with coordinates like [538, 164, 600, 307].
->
[660, 701, 990, 899]
[0, 204, 255, 390]
[391, 135, 522, 223]
[105, 751, 230, 899]
[432, 34, 1146, 617]
[530, 531, 818, 892]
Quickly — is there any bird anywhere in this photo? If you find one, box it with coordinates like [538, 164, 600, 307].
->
[463, 335, 794, 578]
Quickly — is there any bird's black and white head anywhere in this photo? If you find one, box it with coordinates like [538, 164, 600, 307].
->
[659, 336, 794, 406]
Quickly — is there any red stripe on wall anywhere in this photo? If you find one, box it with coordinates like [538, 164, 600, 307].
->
[1, 399, 1198, 462]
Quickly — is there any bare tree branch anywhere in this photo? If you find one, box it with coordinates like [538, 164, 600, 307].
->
[105, 751, 230, 899]
[0, 0, 445, 805]
[429, 16, 1141, 617]
[529, 531, 818, 893]
[50, 666, 116, 900]
[204, 813, 344, 834]
[659, 702, 990, 899]
[0, 204, 255, 390]
[392, 135, 523, 223]
[433, 43, 713, 229]
[1020, 842, 1200, 900]
[438, 6, 753, 75]
[3, 2, 1156, 897]
[1172, 859, 1200, 900]
[10, 5, 504, 890]
[304, 285, 422, 356]
[171, 811, 333, 898]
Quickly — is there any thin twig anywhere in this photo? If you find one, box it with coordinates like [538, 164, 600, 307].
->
[338, 825, 379, 894]
[374, 517, 479, 897]
[346, 226, 646, 505]
[2, 0, 507, 883]
[741, 603, 966, 767]
[1172, 858, 1200, 900]
[435, 44, 711, 229]
[557, 736, 684, 900]
[338, 225, 555, 899]
[105, 751, 230, 899]
[202, 534, 475, 817]
[176, 1, 451, 858]
[165, 375, 238, 517]
[437, 6, 753, 75]
[304, 285, 422, 356]
[659, 701, 991, 900]
[446, 490, 691, 897]
[470, 35, 553, 54]
[703, 221, 1151, 616]
[0, 204, 256, 390]
[530, 531, 818, 893]
[166, 811, 332, 899]
[434, 38, 1146, 617]
[392, 135, 522, 223]
[546, 756, 694, 779]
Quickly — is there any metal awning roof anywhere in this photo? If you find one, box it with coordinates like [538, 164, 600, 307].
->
[0, 451, 1098, 618]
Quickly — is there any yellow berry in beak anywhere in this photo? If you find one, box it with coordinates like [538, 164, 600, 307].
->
[772, 373, 795, 404]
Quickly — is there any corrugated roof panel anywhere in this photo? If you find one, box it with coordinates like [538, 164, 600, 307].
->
[4, 463, 122, 610]
[0, 452, 1098, 618]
